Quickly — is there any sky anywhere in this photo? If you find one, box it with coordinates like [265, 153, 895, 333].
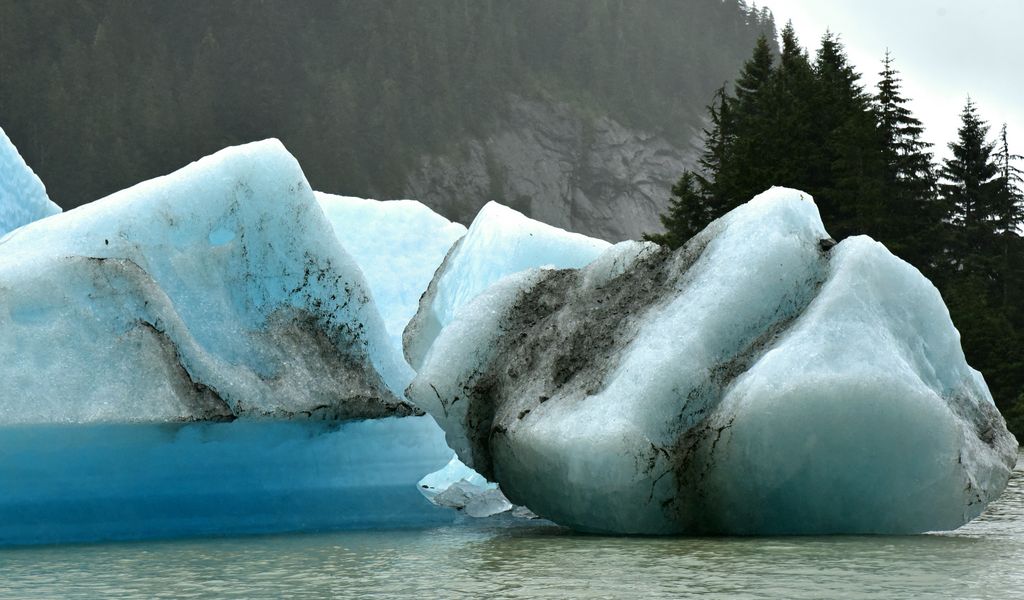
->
[757, 0, 1023, 159]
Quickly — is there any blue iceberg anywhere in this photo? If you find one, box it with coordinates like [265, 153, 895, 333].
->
[0, 418, 453, 545]
[0, 140, 458, 545]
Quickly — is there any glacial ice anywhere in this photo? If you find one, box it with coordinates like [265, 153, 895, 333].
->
[0, 126, 61, 237]
[432, 483, 514, 518]
[403, 200, 610, 369]
[0, 141, 465, 545]
[408, 187, 1019, 535]
[313, 194, 513, 517]
[0, 416, 455, 545]
[315, 193, 466, 359]
[0, 139, 413, 423]
[418, 455, 513, 518]
[418, 455, 495, 497]
[2, 132, 1014, 542]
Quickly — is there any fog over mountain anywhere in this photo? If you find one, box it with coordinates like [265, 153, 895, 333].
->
[0, 0, 775, 241]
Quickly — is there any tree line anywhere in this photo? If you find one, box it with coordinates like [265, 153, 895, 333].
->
[649, 24, 1024, 436]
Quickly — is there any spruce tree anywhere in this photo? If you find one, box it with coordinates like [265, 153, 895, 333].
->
[811, 31, 880, 235]
[733, 35, 773, 105]
[694, 87, 734, 218]
[873, 51, 937, 269]
[726, 34, 775, 205]
[939, 101, 1020, 414]
[993, 124, 1024, 235]
[940, 99, 1000, 255]
[992, 124, 1024, 311]
[644, 171, 710, 249]
[764, 22, 816, 197]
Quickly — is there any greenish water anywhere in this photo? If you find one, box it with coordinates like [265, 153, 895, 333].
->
[0, 455, 1020, 600]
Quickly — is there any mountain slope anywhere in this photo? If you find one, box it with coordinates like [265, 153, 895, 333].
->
[0, 0, 776, 240]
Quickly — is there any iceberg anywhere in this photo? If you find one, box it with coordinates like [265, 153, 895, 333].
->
[408, 187, 1018, 535]
[315, 193, 466, 360]
[418, 455, 515, 518]
[0, 139, 413, 423]
[0, 126, 61, 237]
[0, 140, 459, 545]
[404, 201, 610, 370]
[0, 417, 454, 546]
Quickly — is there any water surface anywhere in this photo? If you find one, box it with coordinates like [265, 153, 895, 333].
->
[1, 454, 1020, 599]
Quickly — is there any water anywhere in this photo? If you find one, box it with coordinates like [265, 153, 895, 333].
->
[0, 454, 1020, 599]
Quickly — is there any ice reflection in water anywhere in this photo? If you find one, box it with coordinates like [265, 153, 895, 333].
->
[0, 454, 1020, 599]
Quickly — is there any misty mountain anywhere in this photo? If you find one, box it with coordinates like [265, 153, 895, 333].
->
[0, 0, 776, 240]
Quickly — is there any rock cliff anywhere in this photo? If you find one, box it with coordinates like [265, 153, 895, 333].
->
[406, 97, 700, 242]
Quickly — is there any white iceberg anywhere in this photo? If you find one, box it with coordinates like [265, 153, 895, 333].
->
[315, 193, 466, 360]
[0, 126, 61, 237]
[404, 200, 610, 369]
[0, 139, 412, 423]
[408, 187, 1018, 535]
[418, 455, 513, 518]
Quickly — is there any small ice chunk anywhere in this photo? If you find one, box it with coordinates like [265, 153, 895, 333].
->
[431, 482, 514, 518]
[418, 455, 514, 518]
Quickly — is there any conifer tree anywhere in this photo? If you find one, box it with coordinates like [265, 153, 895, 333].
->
[873, 51, 937, 268]
[940, 99, 1000, 255]
[939, 101, 1020, 413]
[811, 31, 881, 235]
[733, 35, 773, 105]
[644, 171, 709, 248]
[992, 124, 1024, 310]
[694, 87, 734, 217]
[993, 124, 1024, 235]
[777, 21, 808, 73]
[764, 22, 815, 197]
[729, 34, 774, 194]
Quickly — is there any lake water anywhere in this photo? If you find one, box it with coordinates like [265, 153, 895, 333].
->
[0, 453, 1020, 599]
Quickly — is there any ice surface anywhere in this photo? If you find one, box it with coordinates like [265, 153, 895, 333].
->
[418, 455, 495, 496]
[315, 193, 465, 359]
[696, 235, 1018, 534]
[408, 187, 1019, 535]
[0, 126, 61, 237]
[403, 201, 610, 369]
[0, 139, 414, 423]
[0, 416, 454, 545]
[418, 455, 513, 518]
[431, 483, 514, 518]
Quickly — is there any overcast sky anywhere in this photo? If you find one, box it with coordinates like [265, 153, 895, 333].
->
[757, 0, 1023, 159]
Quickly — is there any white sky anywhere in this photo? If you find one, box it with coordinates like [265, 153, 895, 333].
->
[757, 0, 1024, 159]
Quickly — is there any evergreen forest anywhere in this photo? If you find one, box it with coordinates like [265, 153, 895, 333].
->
[0, 0, 774, 210]
[648, 24, 1024, 436]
